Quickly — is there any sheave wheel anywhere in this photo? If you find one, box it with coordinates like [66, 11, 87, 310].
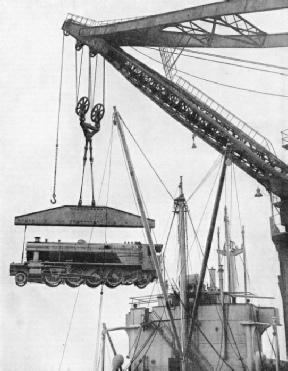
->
[15, 272, 28, 287]
[76, 97, 90, 116]
[91, 103, 105, 123]
[65, 268, 84, 288]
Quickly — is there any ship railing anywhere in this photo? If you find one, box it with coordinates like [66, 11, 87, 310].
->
[66, 13, 145, 27]
[173, 75, 275, 154]
[130, 294, 159, 308]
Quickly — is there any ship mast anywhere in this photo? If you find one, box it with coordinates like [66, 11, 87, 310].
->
[175, 177, 188, 370]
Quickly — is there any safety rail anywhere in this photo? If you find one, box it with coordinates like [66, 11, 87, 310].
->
[66, 13, 145, 27]
[174, 74, 276, 154]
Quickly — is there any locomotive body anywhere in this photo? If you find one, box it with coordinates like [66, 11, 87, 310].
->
[10, 238, 163, 288]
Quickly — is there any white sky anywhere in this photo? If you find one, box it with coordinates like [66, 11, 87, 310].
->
[1, 1, 288, 370]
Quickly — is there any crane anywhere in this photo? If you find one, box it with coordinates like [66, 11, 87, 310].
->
[61, 0, 288, 355]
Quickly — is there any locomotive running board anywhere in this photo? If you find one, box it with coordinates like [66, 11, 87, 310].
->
[15, 205, 155, 228]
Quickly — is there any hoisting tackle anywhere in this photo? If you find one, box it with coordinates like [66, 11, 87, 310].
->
[75, 96, 105, 206]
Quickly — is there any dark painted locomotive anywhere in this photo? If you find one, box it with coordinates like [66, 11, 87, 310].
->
[10, 237, 163, 289]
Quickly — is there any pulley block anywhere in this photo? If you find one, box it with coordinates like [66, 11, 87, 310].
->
[91, 103, 105, 128]
[76, 97, 90, 117]
[75, 41, 83, 51]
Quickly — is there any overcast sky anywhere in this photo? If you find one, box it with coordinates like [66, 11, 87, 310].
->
[1, 1, 288, 370]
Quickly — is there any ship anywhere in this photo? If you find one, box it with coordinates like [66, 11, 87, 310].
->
[2, 1, 288, 370]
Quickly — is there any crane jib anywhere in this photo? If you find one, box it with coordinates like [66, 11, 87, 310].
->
[62, 19, 288, 199]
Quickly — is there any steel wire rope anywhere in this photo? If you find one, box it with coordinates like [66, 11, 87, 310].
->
[174, 48, 288, 72]
[21, 226, 27, 263]
[92, 55, 98, 107]
[187, 158, 223, 258]
[187, 154, 222, 202]
[88, 54, 92, 103]
[51, 33, 65, 204]
[93, 285, 105, 371]
[123, 327, 143, 370]
[58, 288, 80, 371]
[121, 118, 174, 200]
[132, 307, 167, 370]
[185, 158, 247, 368]
[266, 328, 277, 358]
[76, 48, 84, 100]
[130, 47, 288, 98]
[103, 58, 106, 106]
[149, 47, 288, 77]
[115, 114, 147, 244]
[104, 123, 114, 243]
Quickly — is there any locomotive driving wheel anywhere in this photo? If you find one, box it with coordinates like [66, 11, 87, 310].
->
[135, 273, 149, 289]
[106, 269, 122, 288]
[43, 274, 62, 287]
[15, 272, 28, 287]
[86, 269, 103, 288]
[65, 268, 84, 288]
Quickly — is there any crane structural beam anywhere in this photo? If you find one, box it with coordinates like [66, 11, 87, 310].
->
[65, 0, 288, 48]
[61, 22, 288, 198]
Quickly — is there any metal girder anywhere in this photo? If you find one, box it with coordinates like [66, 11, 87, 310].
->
[61, 21, 288, 197]
[15, 205, 155, 228]
[72, 0, 288, 48]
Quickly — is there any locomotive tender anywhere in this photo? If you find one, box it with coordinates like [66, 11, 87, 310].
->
[10, 237, 163, 288]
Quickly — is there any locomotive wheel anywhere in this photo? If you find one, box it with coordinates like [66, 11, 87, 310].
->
[135, 282, 149, 289]
[91, 103, 105, 123]
[65, 268, 84, 288]
[76, 97, 90, 116]
[43, 274, 62, 287]
[86, 270, 103, 288]
[15, 272, 28, 287]
[106, 269, 122, 288]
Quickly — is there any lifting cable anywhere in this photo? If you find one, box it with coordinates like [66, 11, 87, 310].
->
[50, 33, 65, 205]
[58, 288, 80, 371]
[92, 55, 99, 107]
[21, 226, 27, 263]
[93, 285, 105, 371]
[103, 58, 106, 106]
[76, 49, 84, 101]
[104, 124, 114, 243]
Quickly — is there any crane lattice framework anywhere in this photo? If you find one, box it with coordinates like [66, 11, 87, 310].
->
[62, 0, 288, 356]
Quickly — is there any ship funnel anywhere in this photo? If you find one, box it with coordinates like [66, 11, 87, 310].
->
[112, 354, 124, 371]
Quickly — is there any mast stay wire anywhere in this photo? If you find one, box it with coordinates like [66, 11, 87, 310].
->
[148, 47, 288, 77]
[131, 47, 288, 98]
[120, 117, 174, 200]
[58, 288, 80, 371]
[51, 33, 65, 205]
[93, 285, 105, 371]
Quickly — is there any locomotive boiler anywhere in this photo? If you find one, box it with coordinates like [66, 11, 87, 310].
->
[10, 237, 163, 289]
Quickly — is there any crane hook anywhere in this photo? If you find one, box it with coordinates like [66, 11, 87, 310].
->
[50, 194, 57, 204]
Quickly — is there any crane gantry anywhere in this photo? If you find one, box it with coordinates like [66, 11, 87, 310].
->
[62, 0, 288, 356]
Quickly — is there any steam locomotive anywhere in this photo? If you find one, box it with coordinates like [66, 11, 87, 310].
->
[10, 237, 163, 289]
